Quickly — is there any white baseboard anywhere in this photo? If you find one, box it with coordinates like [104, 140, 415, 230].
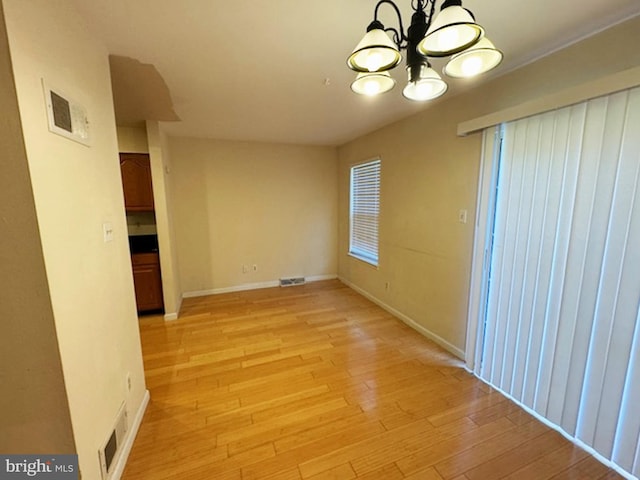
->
[183, 280, 279, 298]
[306, 274, 338, 282]
[182, 274, 338, 298]
[175, 294, 183, 316]
[110, 389, 150, 480]
[339, 277, 465, 360]
[163, 292, 183, 321]
[472, 375, 637, 480]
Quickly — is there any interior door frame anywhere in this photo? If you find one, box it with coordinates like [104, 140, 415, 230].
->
[465, 125, 503, 372]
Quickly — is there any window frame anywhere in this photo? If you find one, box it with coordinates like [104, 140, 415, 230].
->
[349, 158, 381, 267]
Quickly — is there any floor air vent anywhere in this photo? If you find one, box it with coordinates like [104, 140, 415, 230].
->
[280, 277, 306, 287]
[99, 403, 128, 480]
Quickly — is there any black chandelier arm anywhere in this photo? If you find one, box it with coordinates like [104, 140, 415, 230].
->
[373, 0, 408, 48]
[411, 0, 428, 14]
[413, 0, 438, 26]
[371, 0, 440, 50]
[427, 0, 437, 25]
[384, 27, 402, 46]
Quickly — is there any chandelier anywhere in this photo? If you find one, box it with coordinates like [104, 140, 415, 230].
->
[347, 0, 503, 101]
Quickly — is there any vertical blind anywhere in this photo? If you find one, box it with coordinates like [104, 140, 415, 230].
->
[350, 159, 381, 265]
[478, 86, 640, 477]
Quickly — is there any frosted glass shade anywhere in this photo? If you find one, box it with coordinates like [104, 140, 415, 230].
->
[402, 65, 447, 101]
[443, 37, 503, 78]
[351, 71, 396, 96]
[347, 28, 402, 72]
[418, 3, 483, 57]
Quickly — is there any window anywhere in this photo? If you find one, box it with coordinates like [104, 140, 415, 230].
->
[349, 159, 380, 266]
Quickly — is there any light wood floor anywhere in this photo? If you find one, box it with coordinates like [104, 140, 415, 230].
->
[122, 280, 622, 480]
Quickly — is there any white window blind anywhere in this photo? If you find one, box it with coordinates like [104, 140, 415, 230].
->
[350, 159, 380, 266]
[477, 86, 640, 477]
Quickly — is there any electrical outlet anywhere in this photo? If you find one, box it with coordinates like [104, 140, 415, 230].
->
[126, 373, 131, 392]
[458, 209, 468, 224]
[385, 282, 390, 291]
[252, 264, 258, 272]
[242, 264, 249, 273]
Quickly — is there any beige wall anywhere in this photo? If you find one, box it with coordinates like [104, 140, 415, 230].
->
[169, 137, 338, 293]
[116, 125, 149, 153]
[337, 15, 640, 356]
[147, 121, 182, 318]
[0, 2, 75, 454]
[3, 0, 147, 477]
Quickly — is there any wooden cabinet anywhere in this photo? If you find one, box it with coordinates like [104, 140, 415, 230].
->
[132, 252, 164, 312]
[120, 153, 154, 212]
[121, 153, 162, 313]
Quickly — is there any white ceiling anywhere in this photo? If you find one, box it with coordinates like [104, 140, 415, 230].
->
[70, 0, 640, 146]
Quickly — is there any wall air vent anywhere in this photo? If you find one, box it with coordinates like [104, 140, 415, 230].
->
[280, 277, 306, 287]
[98, 403, 128, 480]
[43, 79, 91, 146]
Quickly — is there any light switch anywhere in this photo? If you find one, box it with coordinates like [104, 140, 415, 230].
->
[103, 222, 114, 242]
[458, 209, 468, 224]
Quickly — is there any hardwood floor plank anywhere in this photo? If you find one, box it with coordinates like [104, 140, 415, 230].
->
[459, 430, 567, 479]
[120, 280, 623, 480]
[466, 398, 524, 426]
[249, 388, 341, 423]
[598, 472, 626, 479]
[502, 443, 589, 480]
[395, 416, 517, 476]
[297, 417, 437, 478]
[403, 466, 446, 480]
[426, 391, 509, 427]
[219, 397, 349, 454]
[352, 463, 405, 480]
[547, 455, 614, 479]
[432, 419, 550, 478]
[255, 468, 302, 480]
[306, 463, 356, 480]
[241, 418, 386, 478]
[272, 406, 376, 453]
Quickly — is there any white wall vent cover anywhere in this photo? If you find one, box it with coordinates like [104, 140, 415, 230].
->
[280, 277, 306, 287]
[43, 79, 91, 146]
[98, 402, 128, 480]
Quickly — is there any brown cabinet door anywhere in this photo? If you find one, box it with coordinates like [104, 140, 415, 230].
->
[132, 253, 164, 312]
[120, 153, 154, 212]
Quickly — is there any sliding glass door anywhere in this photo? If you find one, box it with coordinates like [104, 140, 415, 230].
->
[473, 86, 640, 477]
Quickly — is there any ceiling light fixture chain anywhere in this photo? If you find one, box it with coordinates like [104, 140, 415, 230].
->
[347, 0, 503, 101]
